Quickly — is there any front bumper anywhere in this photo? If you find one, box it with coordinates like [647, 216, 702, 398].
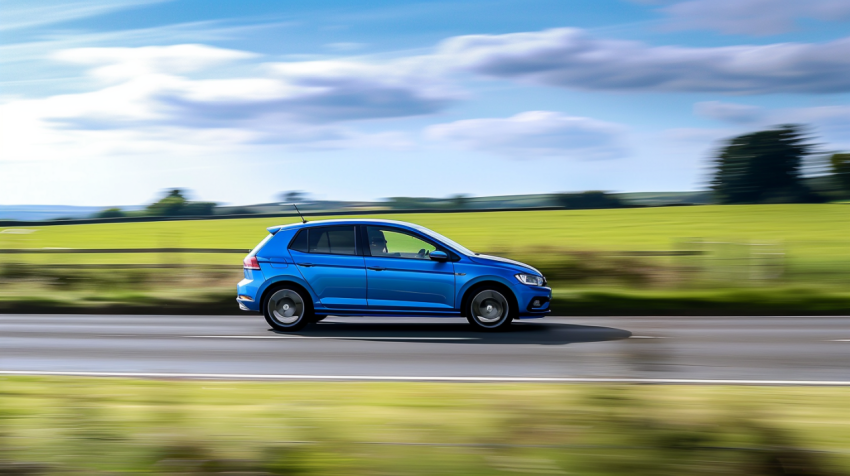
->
[515, 285, 552, 318]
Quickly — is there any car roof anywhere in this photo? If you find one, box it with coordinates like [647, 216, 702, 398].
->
[267, 219, 421, 234]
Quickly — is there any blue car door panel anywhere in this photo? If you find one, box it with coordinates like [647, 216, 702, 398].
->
[362, 226, 455, 310]
[288, 225, 367, 309]
[365, 257, 455, 309]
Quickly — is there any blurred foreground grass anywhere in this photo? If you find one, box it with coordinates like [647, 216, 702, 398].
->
[3, 205, 850, 314]
[1, 377, 849, 475]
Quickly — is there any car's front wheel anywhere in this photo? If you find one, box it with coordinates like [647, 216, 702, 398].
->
[466, 287, 514, 331]
[263, 287, 312, 331]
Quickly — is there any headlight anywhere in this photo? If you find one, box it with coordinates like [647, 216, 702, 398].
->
[515, 273, 545, 286]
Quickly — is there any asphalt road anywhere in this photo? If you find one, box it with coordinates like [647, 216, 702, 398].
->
[2, 314, 849, 383]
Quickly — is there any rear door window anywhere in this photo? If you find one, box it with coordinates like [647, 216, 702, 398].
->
[290, 226, 357, 256]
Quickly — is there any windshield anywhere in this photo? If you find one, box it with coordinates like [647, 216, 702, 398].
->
[412, 225, 475, 256]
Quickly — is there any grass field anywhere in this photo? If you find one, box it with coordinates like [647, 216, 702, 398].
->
[2, 204, 850, 314]
[3, 204, 850, 254]
[1, 377, 848, 475]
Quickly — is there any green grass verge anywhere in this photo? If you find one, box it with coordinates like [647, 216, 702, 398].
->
[551, 286, 850, 315]
[1, 377, 849, 475]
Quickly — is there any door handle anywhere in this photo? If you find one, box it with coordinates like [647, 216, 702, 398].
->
[297, 263, 315, 267]
[367, 266, 386, 271]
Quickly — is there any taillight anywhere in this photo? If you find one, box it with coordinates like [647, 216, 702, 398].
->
[243, 256, 260, 270]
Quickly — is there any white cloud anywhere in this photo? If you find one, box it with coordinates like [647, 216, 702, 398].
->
[53, 44, 257, 82]
[6, 26, 850, 174]
[695, 101, 765, 124]
[660, 0, 850, 36]
[42, 45, 458, 128]
[425, 111, 627, 159]
[0, 43, 453, 163]
[438, 28, 850, 94]
[262, 59, 457, 122]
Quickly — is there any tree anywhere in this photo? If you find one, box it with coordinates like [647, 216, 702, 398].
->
[449, 194, 471, 209]
[711, 125, 818, 204]
[830, 153, 850, 193]
[147, 189, 188, 216]
[278, 191, 307, 203]
[146, 189, 216, 216]
[96, 208, 126, 218]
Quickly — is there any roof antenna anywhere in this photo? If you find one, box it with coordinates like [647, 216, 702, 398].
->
[292, 203, 307, 223]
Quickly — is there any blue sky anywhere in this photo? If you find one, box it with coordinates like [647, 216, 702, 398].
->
[2, 0, 850, 206]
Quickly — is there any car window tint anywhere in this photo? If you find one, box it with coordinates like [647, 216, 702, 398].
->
[289, 230, 309, 253]
[308, 226, 356, 255]
[366, 227, 436, 260]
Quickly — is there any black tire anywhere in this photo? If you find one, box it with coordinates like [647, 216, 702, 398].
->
[262, 285, 313, 332]
[465, 286, 515, 331]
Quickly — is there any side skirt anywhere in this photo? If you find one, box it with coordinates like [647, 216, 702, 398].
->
[313, 308, 463, 318]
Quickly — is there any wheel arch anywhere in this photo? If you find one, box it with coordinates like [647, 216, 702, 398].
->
[458, 278, 519, 318]
[258, 278, 315, 315]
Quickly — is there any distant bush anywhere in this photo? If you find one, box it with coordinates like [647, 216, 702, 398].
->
[385, 197, 442, 210]
[180, 201, 215, 216]
[554, 191, 629, 209]
[222, 206, 253, 215]
[96, 208, 126, 218]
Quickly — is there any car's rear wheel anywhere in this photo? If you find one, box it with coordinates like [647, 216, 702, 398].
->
[263, 287, 311, 331]
[466, 288, 513, 331]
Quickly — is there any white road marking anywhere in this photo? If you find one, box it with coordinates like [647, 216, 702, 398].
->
[186, 335, 476, 340]
[1, 371, 850, 386]
[828, 339, 850, 342]
[628, 336, 666, 339]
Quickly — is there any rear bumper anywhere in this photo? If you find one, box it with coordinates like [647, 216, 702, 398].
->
[236, 274, 262, 312]
[236, 297, 260, 312]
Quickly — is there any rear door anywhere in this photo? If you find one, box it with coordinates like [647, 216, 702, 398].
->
[288, 225, 367, 309]
[362, 225, 455, 310]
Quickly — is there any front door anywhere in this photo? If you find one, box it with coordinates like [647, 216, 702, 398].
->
[288, 225, 367, 309]
[362, 226, 455, 310]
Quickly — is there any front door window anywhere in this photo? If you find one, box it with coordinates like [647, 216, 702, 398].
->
[366, 226, 437, 259]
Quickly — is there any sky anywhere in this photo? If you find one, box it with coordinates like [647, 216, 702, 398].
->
[1, 0, 850, 206]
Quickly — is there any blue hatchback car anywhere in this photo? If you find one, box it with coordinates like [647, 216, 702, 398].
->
[237, 219, 551, 331]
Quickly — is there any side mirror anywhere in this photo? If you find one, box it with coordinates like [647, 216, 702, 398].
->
[430, 250, 449, 262]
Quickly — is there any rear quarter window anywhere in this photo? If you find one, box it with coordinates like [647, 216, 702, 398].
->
[289, 229, 309, 253]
